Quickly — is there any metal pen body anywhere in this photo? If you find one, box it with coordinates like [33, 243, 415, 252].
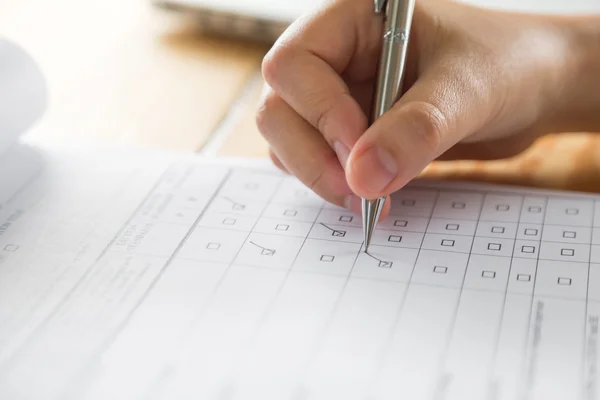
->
[362, 0, 415, 252]
[371, 0, 415, 123]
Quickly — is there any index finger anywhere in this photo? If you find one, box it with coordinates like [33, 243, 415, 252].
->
[261, 0, 381, 151]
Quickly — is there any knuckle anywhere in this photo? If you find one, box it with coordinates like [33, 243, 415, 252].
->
[404, 101, 447, 154]
[261, 44, 291, 87]
[255, 92, 283, 138]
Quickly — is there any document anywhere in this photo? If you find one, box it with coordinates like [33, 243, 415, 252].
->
[0, 145, 599, 400]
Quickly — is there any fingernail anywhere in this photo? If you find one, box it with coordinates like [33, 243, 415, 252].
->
[333, 141, 350, 169]
[352, 147, 397, 194]
[344, 195, 361, 214]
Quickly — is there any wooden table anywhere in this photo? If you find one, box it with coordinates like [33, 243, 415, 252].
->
[2, 0, 599, 193]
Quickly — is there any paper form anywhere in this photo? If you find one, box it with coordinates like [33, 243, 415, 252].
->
[1, 144, 600, 400]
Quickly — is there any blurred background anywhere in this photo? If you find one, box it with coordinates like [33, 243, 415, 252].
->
[2, 0, 600, 190]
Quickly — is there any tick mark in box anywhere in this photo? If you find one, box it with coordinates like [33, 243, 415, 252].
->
[388, 235, 402, 243]
[206, 242, 221, 250]
[446, 223, 459, 231]
[332, 230, 346, 238]
[566, 208, 579, 215]
[517, 274, 531, 282]
[558, 277, 572, 286]
[401, 199, 416, 207]
[482, 270, 496, 279]
[452, 202, 466, 209]
[378, 261, 393, 268]
[521, 245, 536, 254]
[496, 204, 510, 211]
[563, 231, 576, 239]
[433, 265, 448, 274]
[488, 243, 502, 251]
[276, 224, 290, 231]
[4, 244, 19, 252]
[261, 249, 276, 256]
[528, 205, 542, 213]
[320, 255, 335, 262]
[441, 239, 455, 247]
[491, 226, 505, 234]
[524, 228, 539, 236]
[561, 248, 575, 256]
[394, 220, 408, 227]
[339, 215, 353, 223]
[222, 218, 237, 226]
[283, 209, 298, 217]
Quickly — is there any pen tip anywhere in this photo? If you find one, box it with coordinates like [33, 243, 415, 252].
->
[362, 197, 386, 253]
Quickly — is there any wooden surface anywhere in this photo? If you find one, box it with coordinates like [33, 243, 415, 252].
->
[2, 0, 599, 193]
[0, 0, 268, 151]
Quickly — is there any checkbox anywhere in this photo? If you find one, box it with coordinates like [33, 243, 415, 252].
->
[433, 265, 448, 274]
[402, 199, 416, 207]
[276, 224, 290, 231]
[482, 270, 496, 279]
[232, 204, 246, 211]
[446, 223, 459, 231]
[524, 228, 538, 236]
[521, 245, 536, 254]
[4, 244, 19, 252]
[452, 202, 466, 209]
[517, 274, 531, 282]
[388, 235, 402, 243]
[320, 255, 335, 262]
[206, 242, 221, 250]
[558, 277, 572, 286]
[563, 231, 576, 239]
[566, 208, 579, 215]
[284, 209, 298, 217]
[441, 239, 455, 247]
[561, 248, 575, 256]
[528, 206, 542, 213]
[491, 226, 505, 234]
[222, 218, 237, 225]
[261, 249, 275, 256]
[488, 243, 502, 251]
[394, 220, 408, 227]
[496, 204, 510, 211]
[339, 215, 353, 223]
[332, 230, 346, 237]
[378, 261, 393, 268]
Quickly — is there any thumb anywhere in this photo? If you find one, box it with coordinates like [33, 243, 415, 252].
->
[346, 70, 491, 199]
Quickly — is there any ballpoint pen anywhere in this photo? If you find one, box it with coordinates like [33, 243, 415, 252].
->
[362, 0, 415, 252]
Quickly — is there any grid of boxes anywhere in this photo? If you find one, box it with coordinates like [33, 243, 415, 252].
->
[191, 169, 600, 299]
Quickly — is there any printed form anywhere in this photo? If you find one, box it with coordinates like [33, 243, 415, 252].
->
[0, 143, 599, 400]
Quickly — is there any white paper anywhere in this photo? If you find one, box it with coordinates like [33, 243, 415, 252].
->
[0, 146, 600, 400]
[0, 39, 47, 155]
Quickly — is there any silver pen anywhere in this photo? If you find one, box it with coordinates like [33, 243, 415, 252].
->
[362, 0, 415, 252]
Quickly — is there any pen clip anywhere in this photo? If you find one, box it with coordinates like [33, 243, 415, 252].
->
[374, 0, 387, 14]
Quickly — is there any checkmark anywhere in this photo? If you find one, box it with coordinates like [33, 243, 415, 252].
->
[332, 230, 346, 237]
[261, 249, 275, 256]
[378, 261, 393, 268]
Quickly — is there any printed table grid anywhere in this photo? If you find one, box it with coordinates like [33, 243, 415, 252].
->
[191, 170, 600, 295]
[161, 166, 600, 399]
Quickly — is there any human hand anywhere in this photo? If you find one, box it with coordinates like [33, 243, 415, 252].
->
[257, 0, 595, 214]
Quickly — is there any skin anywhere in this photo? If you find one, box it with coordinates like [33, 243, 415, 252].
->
[256, 0, 600, 216]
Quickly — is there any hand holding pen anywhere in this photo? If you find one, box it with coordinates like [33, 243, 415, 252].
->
[257, 0, 600, 229]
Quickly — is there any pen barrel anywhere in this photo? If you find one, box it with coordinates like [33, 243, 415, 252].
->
[370, 0, 415, 124]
